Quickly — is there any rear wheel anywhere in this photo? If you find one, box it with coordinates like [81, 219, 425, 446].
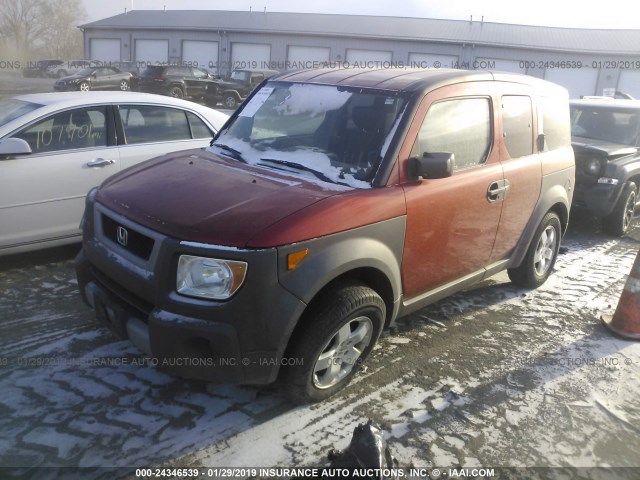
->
[169, 85, 185, 98]
[508, 212, 561, 289]
[223, 94, 239, 109]
[280, 283, 385, 404]
[603, 182, 637, 237]
[119, 79, 130, 91]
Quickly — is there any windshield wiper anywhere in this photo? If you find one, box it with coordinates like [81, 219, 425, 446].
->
[211, 143, 247, 163]
[259, 158, 341, 184]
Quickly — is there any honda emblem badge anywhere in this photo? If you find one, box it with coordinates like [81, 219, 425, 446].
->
[116, 226, 129, 247]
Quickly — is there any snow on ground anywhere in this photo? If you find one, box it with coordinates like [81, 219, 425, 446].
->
[1, 222, 640, 479]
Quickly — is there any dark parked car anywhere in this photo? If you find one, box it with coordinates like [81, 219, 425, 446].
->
[137, 65, 214, 99]
[570, 99, 640, 235]
[54, 66, 133, 92]
[22, 59, 63, 78]
[76, 68, 574, 403]
[205, 68, 279, 108]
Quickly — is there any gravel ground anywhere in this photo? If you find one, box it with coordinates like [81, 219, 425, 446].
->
[1, 215, 639, 480]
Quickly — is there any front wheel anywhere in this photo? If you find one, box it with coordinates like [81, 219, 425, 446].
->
[79, 81, 91, 92]
[603, 182, 637, 237]
[508, 212, 561, 289]
[280, 283, 385, 404]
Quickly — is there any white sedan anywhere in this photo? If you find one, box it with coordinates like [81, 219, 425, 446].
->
[0, 92, 228, 256]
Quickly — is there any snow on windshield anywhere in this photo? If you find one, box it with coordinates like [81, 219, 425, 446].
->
[212, 82, 406, 189]
[274, 83, 352, 116]
[209, 136, 370, 190]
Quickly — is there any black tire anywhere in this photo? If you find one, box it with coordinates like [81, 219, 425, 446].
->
[280, 283, 385, 404]
[223, 94, 238, 109]
[508, 212, 562, 289]
[119, 79, 130, 91]
[603, 182, 637, 237]
[79, 81, 91, 92]
[169, 85, 185, 99]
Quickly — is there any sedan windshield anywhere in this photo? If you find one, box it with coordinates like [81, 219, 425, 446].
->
[0, 99, 43, 128]
[571, 106, 640, 146]
[210, 82, 407, 188]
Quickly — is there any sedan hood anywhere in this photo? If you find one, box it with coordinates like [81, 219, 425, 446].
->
[58, 74, 89, 83]
[96, 149, 348, 247]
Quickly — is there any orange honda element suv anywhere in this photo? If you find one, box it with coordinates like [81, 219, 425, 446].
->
[76, 68, 575, 402]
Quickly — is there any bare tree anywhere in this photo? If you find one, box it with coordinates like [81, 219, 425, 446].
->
[40, 0, 87, 59]
[0, 0, 48, 58]
[0, 0, 86, 59]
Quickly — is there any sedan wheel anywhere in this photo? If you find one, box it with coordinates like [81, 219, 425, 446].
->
[119, 80, 130, 91]
[79, 82, 91, 92]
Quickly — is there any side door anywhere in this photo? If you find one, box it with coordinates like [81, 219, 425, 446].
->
[190, 68, 210, 97]
[116, 104, 215, 170]
[490, 92, 542, 263]
[399, 83, 504, 301]
[0, 106, 120, 250]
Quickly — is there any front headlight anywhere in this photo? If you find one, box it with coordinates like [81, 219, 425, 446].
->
[176, 255, 247, 300]
[584, 157, 602, 176]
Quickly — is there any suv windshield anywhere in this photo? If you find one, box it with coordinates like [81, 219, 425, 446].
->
[0, 99, 43, 128]
[211, 82, 407, 187]
[571, 106, 640, 147]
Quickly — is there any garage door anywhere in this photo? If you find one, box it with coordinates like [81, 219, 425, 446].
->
[617, 70, 640, 99]
[90, 39, 121, 63]
[287, 46, 330, 68]
[346, 49, 392, 66]
[231, 43, 271, 70]
[545, 68, 598, 98]
[408, 52, 458, 69]
[135, 40, 169, 65]
[182, 40, 219, 72]
[476, 58, 525, 73]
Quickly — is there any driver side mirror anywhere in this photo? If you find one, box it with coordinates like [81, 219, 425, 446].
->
[407, 152, 455, 181]
[0, 138, 32, 159]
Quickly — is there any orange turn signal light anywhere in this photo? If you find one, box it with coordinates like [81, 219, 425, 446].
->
[287, 249, 309, 270]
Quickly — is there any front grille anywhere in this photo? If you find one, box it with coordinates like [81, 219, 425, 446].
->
[102, 214, 154, 260]
[92, 266, 154, 318]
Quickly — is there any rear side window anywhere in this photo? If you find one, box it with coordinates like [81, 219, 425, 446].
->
[540, 96, 571, 150]
[11, 107, 108, 154]
[120, 106, 192, 144]
[412, 97, 492, 171]
[502, 95, 533, 158]
[187, 112, 213, 138]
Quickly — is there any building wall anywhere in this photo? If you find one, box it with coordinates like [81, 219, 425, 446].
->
[83, 27, 640, 98]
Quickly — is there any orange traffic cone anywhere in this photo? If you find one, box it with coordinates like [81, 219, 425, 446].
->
[602, 248, 640, 340]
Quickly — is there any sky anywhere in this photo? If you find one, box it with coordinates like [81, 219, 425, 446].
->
[80, 0, 640, 29]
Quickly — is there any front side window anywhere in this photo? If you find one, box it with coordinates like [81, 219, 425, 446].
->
[120, 106, 192, 144]
[11, 107, 108, 154]
[502, 95, 533, 158]
[210, 82, 408, 187]
[412, 97, 492, 171]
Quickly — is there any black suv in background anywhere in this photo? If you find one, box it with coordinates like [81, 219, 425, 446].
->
[570, 99, 640, 236]
[205, 68, 278, 108]
[137, 65, 215, 99]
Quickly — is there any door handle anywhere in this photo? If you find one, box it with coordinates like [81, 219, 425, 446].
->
[86, 158, 115, 168]
[487, 179, 510, 202]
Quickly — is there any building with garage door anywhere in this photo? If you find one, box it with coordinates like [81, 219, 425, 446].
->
[80, 10, 640, 98]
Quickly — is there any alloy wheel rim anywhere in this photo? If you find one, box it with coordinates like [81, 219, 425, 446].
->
[623, 193, 636, 231]
[533, 225, 557, 276]
[312, 316, 373, 389]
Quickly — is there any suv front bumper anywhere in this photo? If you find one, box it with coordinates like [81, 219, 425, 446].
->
[572, 181, 623, 217]
[75, 198, 306, 385]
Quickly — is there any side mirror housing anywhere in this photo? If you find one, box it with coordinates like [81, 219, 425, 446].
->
[0, 138, 32, 158]
[407, 152, 455, 181]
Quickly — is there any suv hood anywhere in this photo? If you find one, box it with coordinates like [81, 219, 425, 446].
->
[96, 149, 348, 247]
[572, 137, 639, 159]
